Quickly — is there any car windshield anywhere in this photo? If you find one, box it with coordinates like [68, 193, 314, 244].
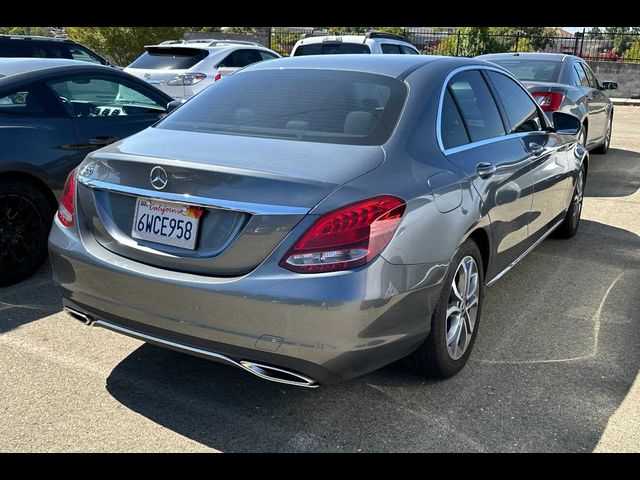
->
[156, 69, 407, 146]
[128, 47, 208, 70]
[488, 59, 562, 83]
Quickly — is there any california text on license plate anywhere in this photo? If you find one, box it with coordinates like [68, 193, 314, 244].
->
[131, 198, 203, 250]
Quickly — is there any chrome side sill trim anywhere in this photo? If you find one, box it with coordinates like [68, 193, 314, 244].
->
[90, 318, 318, 388]
[77, 176, 310, 216]
[486, 218, 564, 287]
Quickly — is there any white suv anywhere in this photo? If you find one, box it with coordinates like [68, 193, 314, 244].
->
[290, 31, 420, 56]
[125, 40, 281, 100]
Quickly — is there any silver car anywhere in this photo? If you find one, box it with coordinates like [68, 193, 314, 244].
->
[476, 52, 618, 154]
[49, 55, 588, 387]
[124, 39, 281, 100]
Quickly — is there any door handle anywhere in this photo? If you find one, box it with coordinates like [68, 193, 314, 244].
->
[87, 136, 118, 146]
[477, 162, 496, 178]
[528, 142, 544, 154]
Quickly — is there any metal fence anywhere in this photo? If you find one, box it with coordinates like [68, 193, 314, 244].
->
[269, 28, 640, 63]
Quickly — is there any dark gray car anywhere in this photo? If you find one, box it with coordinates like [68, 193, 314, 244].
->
[0, 58, 172, 285]
[476, 52, 618, 153]
[48, 55, 588, 387]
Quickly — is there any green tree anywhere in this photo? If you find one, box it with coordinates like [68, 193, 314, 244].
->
[221, 27, 257, 34]
[489, 26, 557, 51]
[65, 27, 191, 66]
[0, 27, 52, 36]
[458, 27, 499, 56]
[312, 27, 407, 36]
[433, 34, 458, 56]
[623, 40, 640, 63]
[587, 27, 640, 55]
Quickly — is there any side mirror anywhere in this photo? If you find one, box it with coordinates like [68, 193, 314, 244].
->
[553, 112, 581, 136]
[601, 81, 618, 90]
[166, 100, 183, 113]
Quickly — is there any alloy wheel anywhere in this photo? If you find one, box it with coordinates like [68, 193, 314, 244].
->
[0, 194, 44, 272]
[445, 255, 480, 360]
[572, 170, 585, 228]
[604, 116, 612, 149]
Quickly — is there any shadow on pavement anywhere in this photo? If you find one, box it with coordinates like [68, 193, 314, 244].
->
[585, 148, 640, 198]
[0, 263, 62, 334]
[105, 219, 640, 452]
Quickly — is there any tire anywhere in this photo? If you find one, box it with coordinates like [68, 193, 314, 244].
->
[592, 113, 613, 155]
[554, 164, 585, 239]
[0, 178, 54, 286]
[407, 238, 484, 379]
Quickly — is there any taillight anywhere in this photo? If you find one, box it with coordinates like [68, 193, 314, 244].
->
[214, 72, 222, 82]
[280, 195, 406, 274]
[57, 168, 77, 228]
[166, 73, 207, 86]
[532, 92, 564, 112]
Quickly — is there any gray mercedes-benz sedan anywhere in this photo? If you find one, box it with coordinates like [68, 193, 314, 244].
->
[476, 52, 617, 154]
[49, 55, 588, 387]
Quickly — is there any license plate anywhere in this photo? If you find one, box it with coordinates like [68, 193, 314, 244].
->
[132, 198, 203, 250]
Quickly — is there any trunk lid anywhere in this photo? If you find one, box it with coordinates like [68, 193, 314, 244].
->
[76, 127, 385, 276]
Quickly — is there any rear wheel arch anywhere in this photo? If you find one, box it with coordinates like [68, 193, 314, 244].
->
[0, 171, 58, 213]
[467, 228, 491, 280]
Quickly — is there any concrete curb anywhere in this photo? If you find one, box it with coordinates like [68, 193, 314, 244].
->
[610, 98, 640, 106]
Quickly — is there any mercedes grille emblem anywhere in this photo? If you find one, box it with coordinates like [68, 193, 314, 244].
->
[150, 166, 168, 190]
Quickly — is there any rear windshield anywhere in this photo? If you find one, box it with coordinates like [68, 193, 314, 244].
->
[488, 59, 562, 83]
[293, 43, 371, 56]
[128, 47, 208, 69]
[157, 69, 407, 146]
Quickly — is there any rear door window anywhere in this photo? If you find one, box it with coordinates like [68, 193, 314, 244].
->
[218, 49, 263, 68]
[447, 70, 506, 142]
[401, 45, 419, 55]
[573, 63, 589, 87]
[68, 45, 105, 64]
[128, 47, 208, 69]
[441, 89, 470, 149]
[381, 44, 403, 54]
[258, 50, 279, 61]
[582, 63, 600, 89]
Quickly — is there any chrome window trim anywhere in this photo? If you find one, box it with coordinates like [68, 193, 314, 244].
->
[77, 176, 310, 216]
[437, 64, 551, 155]
[486, 218, 563, 287]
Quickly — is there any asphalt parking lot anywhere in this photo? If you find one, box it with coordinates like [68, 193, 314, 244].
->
[1, 107, 640, 453]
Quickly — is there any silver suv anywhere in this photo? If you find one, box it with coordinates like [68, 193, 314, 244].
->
[291, 31, 420, 56]
[125, 39, 281, 100]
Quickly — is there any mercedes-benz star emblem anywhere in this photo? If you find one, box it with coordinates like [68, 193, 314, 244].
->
[144, 73, 151, 80]
[150, 166, 168, 190]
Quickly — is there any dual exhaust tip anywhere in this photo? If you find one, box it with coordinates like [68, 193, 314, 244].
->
[63, 307, 318, 388]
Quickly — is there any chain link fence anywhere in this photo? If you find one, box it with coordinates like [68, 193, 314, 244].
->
[269, 28, 640, 63]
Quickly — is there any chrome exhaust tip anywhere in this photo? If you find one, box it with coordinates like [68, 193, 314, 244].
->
[239, 361, 318, 388]
[64, 307, 94, 326]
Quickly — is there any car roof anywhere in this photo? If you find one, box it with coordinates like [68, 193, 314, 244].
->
[144, 42, 271, 52]
[0, 34, 76, 43]
[0, 57, 106, 77]
[476, 52, 573, 62]
[296, 34, 411, 44]
[242, 54, 486, 79]
[0, 58, 172, 102]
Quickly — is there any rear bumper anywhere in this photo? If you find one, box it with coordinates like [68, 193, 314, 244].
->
[48, 218, 446, 384]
